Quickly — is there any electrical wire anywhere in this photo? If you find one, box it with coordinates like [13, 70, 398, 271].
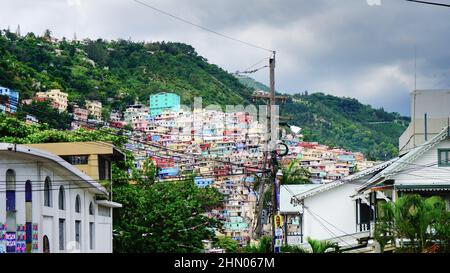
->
[133, 0, 274, 53]
[405, 0, 450, 8]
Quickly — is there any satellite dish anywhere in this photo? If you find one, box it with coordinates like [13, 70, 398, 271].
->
[290, 126, 302, 134]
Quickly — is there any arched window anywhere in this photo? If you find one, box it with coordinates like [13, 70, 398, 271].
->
[75, 195, 81, 213]
[6, 170, 16, 233]
[43, 235, 50, 253]
[44, 177, 52, 207]
[25, 180, 32, 202]
[58, 186, 65, 210]
[25, 180, 32, 252]
[6, 169, 16, 211]
[6, 169, 16, 190]
[89, 202, 94, 215]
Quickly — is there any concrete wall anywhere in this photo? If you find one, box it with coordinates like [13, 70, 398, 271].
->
[0, 152, 113, 253]
[400, 90, 450, 155]
[395, 139, 450, 187]
[303, 183, 357, 241]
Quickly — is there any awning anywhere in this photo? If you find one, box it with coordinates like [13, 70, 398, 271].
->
[396, 184, 450, 192]
[96, 200, 123, 208]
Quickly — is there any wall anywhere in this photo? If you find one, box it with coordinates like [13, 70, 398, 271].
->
[0, 152, 113, 253]
[303, 183, 358, 241]
[395, 139, 450, 186]
[400, 90, 450, 155]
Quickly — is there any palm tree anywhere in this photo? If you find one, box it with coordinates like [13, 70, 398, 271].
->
[376, 194, 450, 253]
[307, 238, 338, 253]
[282, 159, 311, 185]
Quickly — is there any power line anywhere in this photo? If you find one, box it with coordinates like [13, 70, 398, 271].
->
[304, 208, 354, 249]
[239, 57, 270, 73]
[405, 0, 450, 8]
[133, 0, 274, 52]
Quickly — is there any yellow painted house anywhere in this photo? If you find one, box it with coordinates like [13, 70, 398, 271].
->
[25, 142, 125, 181]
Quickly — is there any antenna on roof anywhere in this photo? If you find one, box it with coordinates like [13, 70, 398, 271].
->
[414, 46, 417, 90]
[15, 25, 21, 37]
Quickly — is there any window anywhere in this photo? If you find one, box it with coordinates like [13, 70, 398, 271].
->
[438, 149, 450, 167]
[6, 169, 16, 212]
[61, 155, 89, 165]
[75, 221, 81, 249]
[58, 186, 65, 210]
[89, 202, 94, 215]
[25, 180, 32, 202]
[75, 195, 81, 213]
[89, 222, 95, 250]
[59, 219, 65, 251]
[44, 177, 52, 207]
[43, 235, 50, 253]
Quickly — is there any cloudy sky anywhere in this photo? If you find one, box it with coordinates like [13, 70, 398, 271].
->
[1, 0, 450, 115]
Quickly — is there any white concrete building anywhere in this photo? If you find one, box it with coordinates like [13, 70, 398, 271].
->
[399, 89, 450, 155]
[0, 143, 121, 253]
[280, 161, 394, 248]
[35, 89, 68, 112]
[85, 100, 103, 121]
[357, 125, 450, 229]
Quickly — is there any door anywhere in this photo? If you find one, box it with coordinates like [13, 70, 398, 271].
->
[43, 235, 50, 253]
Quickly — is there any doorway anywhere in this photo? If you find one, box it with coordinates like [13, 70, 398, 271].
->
[43, 235, 50, 253]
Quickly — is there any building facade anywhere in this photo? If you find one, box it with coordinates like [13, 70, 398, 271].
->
[356, 127, 450, 237]
[35, 89, 68, 112]
[149, 92, 180, 117]
[73, 106, 89, 122]
[0, 143, 121, 253]
[399, 89, 450, 155]
[24, 142, 124, 182]
[0, 86, 19, 114]
[281, 161, 393, 248]
[85, 100, 102, 120]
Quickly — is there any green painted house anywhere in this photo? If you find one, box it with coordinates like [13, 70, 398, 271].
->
[149, 92, 180, 117]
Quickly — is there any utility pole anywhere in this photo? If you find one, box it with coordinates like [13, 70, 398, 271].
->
[251, 52, 288, 253]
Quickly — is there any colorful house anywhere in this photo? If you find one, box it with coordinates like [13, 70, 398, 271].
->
[149, 92, 180, 117]
[0, 86, 19, 114]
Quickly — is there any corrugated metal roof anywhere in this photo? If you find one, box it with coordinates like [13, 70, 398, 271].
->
[357, 125, 450, 194]
[289, 160, 395, 203]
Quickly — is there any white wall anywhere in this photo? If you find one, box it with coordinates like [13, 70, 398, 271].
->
[0, 152, 113, 253]
[395, 140, 450, 186]
[303, 183, 357, 241]
[412, 90, 450, 120]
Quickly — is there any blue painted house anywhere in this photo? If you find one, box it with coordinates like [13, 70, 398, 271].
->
[158, 167, 180, 178]
[0, 86, 19, 114]
[194, 177, 214, 188]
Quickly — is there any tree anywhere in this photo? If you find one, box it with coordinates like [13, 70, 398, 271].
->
[307, 238, 338, 253]
[242, 236, 272, 253]
[112, 177, 223, 253]
[281, 159, 311, 185]
[375, 194, 450, 253]
[214, 236, 239, 253]
[281, 244, 309, 253]
[17, 100, 72, 130]
[43, 29, 52, 41]
[374, 202, 395, 253]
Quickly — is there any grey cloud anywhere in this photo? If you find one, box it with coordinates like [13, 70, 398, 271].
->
[1, 0, 450, 115]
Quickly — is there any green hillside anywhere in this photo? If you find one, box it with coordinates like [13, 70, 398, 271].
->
[237, 77, 410, 160]
[0, 29, 252, 111]
[235, 75, 270, 92]
[0, 29, 409, 160]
